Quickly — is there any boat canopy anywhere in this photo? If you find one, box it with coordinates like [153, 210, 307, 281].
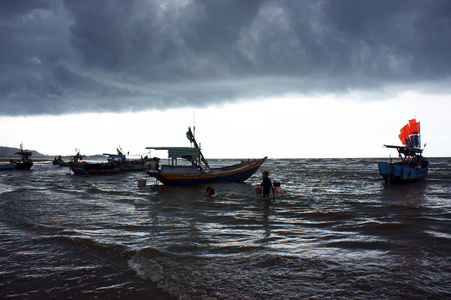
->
[147, 127, 210, 169]
[145, 147, 201, 159]
[15, 151, 33, 156]
[383, 145, 423, 157]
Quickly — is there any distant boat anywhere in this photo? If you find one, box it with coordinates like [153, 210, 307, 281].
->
[146, 127, 267, 186]
[70, 160, 122, 175]
[69, 151, 121, 174]
[104, 147, 154, 172]
[53, 155, 63, 165]
[121, 158, 156, 171]
[59, 152, 83, 167]
[377, 118, 429, 184]
[0, 163, 14, 170]
[12, 144, 33, 170]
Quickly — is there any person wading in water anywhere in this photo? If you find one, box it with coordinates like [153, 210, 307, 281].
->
[260, 171, 275, 201]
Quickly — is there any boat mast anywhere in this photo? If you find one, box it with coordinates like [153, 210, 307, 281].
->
[186, 127, 210, 169]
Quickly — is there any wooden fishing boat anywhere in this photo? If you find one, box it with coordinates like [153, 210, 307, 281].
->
[105, 148, 153, 172]
[69, 152, 121, 174]
[60, 152, 83, 167]
[146, 127, 267, 186]
[377, 118, 428, 184]
[70, 160, 122, 174]
[0, 163, 14, 170]
[12, 144, 33, 170]
[120, 159, 155, 171]
[53, 156, 63, 165]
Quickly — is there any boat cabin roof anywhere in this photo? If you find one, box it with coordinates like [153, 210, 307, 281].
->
[384, 145, 423, 156]
[15, 151, 33, 156]
[146, 147, 201, 159]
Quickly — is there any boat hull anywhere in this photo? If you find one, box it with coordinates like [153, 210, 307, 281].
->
[0, 164, 14, 170]
[378, 162, 428, 184]
[14, 161, 33, 170]
[148, 157, 267, 186]
[70, 161, 121, 174]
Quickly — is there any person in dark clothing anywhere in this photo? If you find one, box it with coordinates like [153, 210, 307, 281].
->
[260, 171, 275, 200]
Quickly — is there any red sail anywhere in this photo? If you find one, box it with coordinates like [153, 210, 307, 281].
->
[409, 119, 418, 133]
[397, 119, 421, 146]
[399, 125, 408, 145]
[403, 124, 411, 137]
[398, 133, 406, 145]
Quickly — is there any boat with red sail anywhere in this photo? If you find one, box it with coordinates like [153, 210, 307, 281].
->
[377, 118, 428, 183]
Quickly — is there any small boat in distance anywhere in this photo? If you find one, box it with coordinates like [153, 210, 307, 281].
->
[60, 152, 83, 167]
[105, 147, 155, 172]
[53, 155, 63, 165]
[69, 151, 121, 175]
[0, 163, 14, 170]
[70, 160, 122, 174]
[12, 144, 33, 170]
[377, 118, 429, 184]
[146, 127, 267, 186]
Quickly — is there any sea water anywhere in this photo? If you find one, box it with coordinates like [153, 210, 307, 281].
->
[1, 158, 450, 299]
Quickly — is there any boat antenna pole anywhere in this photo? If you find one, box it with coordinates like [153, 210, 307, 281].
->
[193, 111, 196, 141]
[186, 127, 210, 169]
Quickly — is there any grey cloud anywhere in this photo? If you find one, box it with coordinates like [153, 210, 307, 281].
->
[1, 0, 450, 116]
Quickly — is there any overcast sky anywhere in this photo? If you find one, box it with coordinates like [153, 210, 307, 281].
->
[1, 0, 450, 158]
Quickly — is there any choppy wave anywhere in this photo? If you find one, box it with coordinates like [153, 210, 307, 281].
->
[1, 158, 450, 299]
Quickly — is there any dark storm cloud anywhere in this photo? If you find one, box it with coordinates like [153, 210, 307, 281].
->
[1, 0, 450, 116]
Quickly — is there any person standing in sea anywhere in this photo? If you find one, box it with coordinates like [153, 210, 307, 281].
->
[260, 171, 275, 201]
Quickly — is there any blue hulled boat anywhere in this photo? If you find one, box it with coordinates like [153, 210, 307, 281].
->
[69, 152, 121, 174]
[60, 152, 83, 167]
[53, 156, 63, 165]
[377, 118, 428, 184]
[146, 127, 267, 186]
[0, 163, 14, 170]
[70, 160, 121, 174]
[105, 147, 154, 172]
